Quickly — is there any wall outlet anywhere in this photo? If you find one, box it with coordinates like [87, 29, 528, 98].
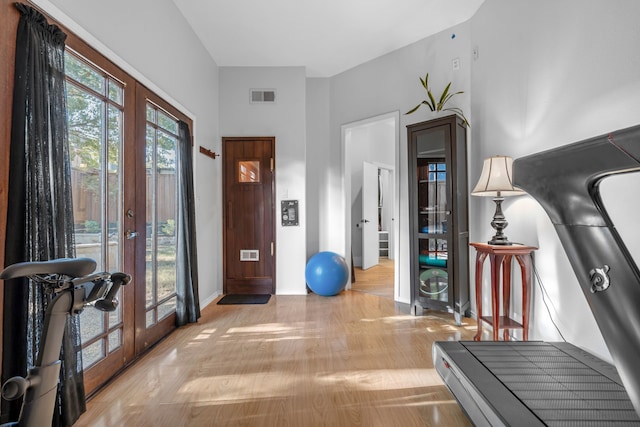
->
[452, 57, 460, 71]
[473, 46, 479, 60]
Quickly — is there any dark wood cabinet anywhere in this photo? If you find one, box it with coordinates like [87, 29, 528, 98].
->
[407, 115, 469, 324]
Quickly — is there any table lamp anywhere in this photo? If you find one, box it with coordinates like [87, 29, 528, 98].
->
[471, 155, 525, 245]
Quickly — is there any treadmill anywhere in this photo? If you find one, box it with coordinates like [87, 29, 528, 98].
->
[434, 124, 640, 426]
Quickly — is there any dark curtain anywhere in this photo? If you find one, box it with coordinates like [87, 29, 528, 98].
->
[2, 3, 85, 426]
[175, 120, 201, 326]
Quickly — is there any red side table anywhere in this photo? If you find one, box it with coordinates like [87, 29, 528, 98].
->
[470, 242, 537, 341]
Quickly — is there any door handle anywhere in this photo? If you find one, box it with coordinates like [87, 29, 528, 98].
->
[360, 219, 370, 223]
[125, 230, 138, 240]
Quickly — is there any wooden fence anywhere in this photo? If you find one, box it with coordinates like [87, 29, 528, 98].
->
[72, 168, 176, 228]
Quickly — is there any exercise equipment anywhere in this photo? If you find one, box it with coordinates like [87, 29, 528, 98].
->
[433, 124, 640, 424]
[419, 268, 448, 299]
[305, 251, 349, 296]
[0, 258, 131, 427]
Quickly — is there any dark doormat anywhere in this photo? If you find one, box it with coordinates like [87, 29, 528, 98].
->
[217, 294, 271, 305]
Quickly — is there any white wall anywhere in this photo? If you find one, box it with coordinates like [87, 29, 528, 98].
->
[324, 23, 472, 304]
[219, 67, 308, 295]
[305, 78, 330, 257]
[470, 0, 640, 361]
[37, 0, 222, 307]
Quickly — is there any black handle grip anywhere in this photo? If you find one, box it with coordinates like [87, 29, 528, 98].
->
[94, 273, 131, 312]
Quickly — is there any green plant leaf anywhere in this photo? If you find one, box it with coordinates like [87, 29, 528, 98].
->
[405, 103, 422, 115]
[437, 82, 452, 110]
[443, 107, 470, 127]
[405, 100, 432, 115]
[443, 107, 462, 114]
[440, 90, 464, 111]
[427, 90, 437, 111]
[406, 72, 469, 125]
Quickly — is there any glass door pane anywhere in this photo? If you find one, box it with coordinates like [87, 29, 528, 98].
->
[144, 103, 178, 328]
[415, 126, 451, 307]
[66, 51, 125, 369]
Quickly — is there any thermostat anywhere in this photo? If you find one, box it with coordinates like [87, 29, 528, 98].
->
[281, 200, 299, 226]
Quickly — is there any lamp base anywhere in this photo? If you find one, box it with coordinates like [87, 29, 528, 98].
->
[488, 196, 512, 246]
[488, 236, 513, 246]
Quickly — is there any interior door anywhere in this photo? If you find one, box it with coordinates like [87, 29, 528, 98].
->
[223, 137, 276, 294]
[361, 161, 379, 270]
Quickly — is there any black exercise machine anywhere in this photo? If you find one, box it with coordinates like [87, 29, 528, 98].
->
[0, 258, 130, 427]
[434, 124, 640, 425]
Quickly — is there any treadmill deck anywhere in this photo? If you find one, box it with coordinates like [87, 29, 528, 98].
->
[433, 341, 640, 426]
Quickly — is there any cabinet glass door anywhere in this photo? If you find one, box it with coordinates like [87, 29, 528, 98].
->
[417, 160, 448, 302]
[415, 126, 451, 307]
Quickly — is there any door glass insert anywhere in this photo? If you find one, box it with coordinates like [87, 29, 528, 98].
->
[416, 128, 449, 305]
[418, 237, 448, 301]
[145, 103, 178, 328]
[66, 50, 124, 368]
[418, 161, 447, 234]
[239, 160, 260, 182]
[418, 161, 448, 303]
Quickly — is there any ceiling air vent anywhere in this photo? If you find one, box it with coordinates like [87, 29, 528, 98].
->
[250, 89, 276, 104]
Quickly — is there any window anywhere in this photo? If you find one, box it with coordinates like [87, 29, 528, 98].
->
[239, 160, 260, 182]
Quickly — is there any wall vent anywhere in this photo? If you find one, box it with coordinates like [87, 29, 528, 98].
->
[250, 89, 276, 104]
[240, 249, 260, 262]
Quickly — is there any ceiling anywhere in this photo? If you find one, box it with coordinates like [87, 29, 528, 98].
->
[171, 0, 485, 77]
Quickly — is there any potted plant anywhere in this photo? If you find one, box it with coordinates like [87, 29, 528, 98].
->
[406, 73, 469, 127]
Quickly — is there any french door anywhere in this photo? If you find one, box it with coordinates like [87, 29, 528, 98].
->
[66, 48, 137, 394]
[134, 85, 180, 352]
[65, 41, 188, 394]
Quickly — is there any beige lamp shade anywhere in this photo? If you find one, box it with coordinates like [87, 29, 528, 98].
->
[471, 155, 525, 197]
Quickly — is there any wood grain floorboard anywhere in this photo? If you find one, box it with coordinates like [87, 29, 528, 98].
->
[351, 257, 395, 300]
[75, 291, 476, 427]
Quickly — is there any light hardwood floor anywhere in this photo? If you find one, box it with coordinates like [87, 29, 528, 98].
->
[351, 257, 395, 300]
[76, 291, 477, 426]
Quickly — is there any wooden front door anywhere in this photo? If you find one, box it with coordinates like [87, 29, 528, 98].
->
[223, 137, 276, 294]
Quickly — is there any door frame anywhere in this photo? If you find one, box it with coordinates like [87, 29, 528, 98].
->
[341, 111, 401, 300]
[222, 136, 276, 294]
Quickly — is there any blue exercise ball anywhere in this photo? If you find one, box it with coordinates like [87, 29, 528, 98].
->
[305, 251, 349, 296]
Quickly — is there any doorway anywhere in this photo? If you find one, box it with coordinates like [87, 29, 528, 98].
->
[360, 162, 395, 270]
[222, 137, 276, 294]
[342, 112, 400, 300]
